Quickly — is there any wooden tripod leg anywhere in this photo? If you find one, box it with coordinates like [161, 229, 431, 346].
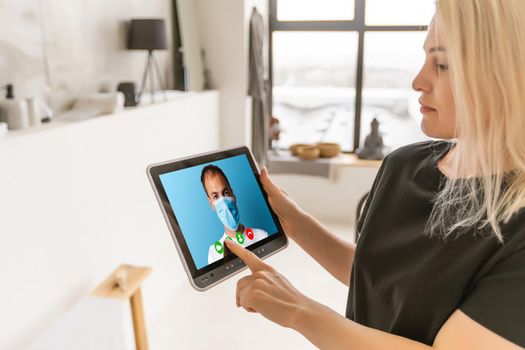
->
[130, 287, 148, 350]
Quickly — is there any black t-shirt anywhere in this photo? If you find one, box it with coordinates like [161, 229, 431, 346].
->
[346, 140, 525, 347]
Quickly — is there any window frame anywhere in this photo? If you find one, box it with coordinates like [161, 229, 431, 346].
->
[269, 0, 429, 152]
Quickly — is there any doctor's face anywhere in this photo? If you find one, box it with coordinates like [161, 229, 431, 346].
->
[204, 173, 236, 210]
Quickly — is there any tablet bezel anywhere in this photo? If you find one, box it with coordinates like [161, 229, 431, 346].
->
[147, 146, 288, 291]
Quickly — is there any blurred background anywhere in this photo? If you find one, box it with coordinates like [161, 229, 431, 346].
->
[0, 1, 434, 349]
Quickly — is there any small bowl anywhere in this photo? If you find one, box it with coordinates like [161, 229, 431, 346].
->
[316, 142, 341, 158]
[289, 143, 311, 156]
[297, 146, 321, 160]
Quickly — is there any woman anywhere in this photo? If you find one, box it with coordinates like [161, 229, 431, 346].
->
[224, 0, 525, 348]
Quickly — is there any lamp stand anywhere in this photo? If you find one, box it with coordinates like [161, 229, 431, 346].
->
[139, 50, 167, 104]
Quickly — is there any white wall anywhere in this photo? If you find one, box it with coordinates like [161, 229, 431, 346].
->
[0, 92, 219, 350]
[272, 166, 378, 225]
[196, 0, 268, 149]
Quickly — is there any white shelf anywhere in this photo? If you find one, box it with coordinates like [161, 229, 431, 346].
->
[0, 91, 215, 143]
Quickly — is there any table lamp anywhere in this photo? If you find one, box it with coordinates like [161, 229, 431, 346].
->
[128, 19, 168, 103]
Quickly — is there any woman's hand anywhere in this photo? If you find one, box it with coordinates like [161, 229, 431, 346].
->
[259, 167, 305, 239]
[224, 238, 313, 329]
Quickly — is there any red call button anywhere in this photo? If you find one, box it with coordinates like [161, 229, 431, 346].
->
[246, 228, 254, 240]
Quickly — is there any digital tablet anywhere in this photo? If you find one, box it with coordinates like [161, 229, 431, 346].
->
[147, 146, 288, 291]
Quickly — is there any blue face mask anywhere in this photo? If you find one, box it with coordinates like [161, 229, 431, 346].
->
[213, 196, 240, 231]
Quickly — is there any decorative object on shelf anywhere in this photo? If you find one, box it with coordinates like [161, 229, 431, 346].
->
[289, 143, 310, 156]
[269, 116, 281, 150]
[128, 18, 168, 103]
[356, 117, 385, 160]
[26, 97, 53, 126]
[36, 98, 54, 124]
[0, 84, 53, 129]
[78, 93, 125, 115]
[58, 93, 125, 121]
[316, 142, 342, 158]
[117, 82, 140, 107]
[289, 142, 341, 159]
[0, 84, 29, 130]
[26, 98, 42, 127]
[296, 145, 321, 161]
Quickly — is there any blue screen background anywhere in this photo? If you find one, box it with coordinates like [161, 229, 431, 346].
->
[159, 154, 278, 269]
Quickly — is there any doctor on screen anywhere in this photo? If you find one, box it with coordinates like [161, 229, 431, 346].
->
[201, 164, 268, 264]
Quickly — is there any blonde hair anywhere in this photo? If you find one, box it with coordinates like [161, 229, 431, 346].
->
[427, 0, 525, 243]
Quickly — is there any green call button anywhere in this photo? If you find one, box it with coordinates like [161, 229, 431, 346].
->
[236, 231, 245, 244]
[214, 241, 224, 254]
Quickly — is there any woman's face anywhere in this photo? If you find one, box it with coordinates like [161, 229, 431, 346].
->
[412, 19, 457, 139]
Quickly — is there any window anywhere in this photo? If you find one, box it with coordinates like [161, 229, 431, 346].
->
[272, 31, 358, 151]
[362, 31, 428, 151]
[365, 0, 435, 26]
[277, 0, 356, 21]
[270, 0, 434, 152]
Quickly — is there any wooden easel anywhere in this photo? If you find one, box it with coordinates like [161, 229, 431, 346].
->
[91, 264, 152, 350]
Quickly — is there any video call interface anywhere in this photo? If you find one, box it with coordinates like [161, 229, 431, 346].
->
[159, 154, 278, 270]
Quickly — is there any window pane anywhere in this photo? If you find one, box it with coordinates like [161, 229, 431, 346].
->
[272, 31, 358, 151]
[277, 0, 355, 21]
[366, 0, 435, 26]
[361, 32, 429, 153]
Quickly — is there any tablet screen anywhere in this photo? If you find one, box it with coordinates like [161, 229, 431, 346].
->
[158, 154, 278, 270]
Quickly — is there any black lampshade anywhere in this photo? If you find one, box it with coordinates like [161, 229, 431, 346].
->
[128, 19, 168, 50]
